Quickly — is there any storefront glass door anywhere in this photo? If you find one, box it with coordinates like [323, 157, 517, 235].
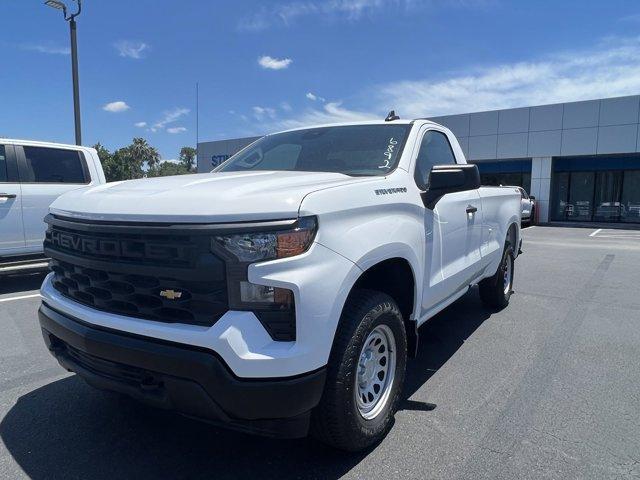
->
[593, 171, 623, 222]
[567, 172, 595, 221]
[621, 171, 640, 223]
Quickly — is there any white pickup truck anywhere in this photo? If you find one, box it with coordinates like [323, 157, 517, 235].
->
[0, 139, 106, 275]
[38, 118, 521, 451]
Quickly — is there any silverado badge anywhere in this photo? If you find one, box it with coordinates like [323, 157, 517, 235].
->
[160, 289, 183, 300]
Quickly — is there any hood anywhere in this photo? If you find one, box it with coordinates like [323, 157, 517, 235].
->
[50, 170, 370, 223]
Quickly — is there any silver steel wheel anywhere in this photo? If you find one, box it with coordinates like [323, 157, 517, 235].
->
[355, 324, 396, 420]
[503, 254, 512, 295]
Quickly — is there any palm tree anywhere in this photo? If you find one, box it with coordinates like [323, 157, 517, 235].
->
[130, 137, 160, 170]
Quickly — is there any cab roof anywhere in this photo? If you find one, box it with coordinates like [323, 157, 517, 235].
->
[0, 138, 91, 150]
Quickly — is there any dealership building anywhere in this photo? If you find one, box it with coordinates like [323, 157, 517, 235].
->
[198, 95, 640, 225]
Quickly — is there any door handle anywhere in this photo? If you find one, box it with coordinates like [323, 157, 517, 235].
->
[0, 193, 17, 199]
[466, 205, 478, 214]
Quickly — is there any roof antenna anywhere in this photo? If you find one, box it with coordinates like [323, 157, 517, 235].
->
[385, 110, 400, 122]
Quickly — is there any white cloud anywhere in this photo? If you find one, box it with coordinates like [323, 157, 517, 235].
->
[258, 55, 292, 70]
[114, 40, 150, 59]
[239, 0, 385, 30]
[238, 0, 484, 31]
[134, 121, 147, 128]
[241, 36, 640, 136]
[167, 126, 187, 134]
[620, 13, 640, 22]
[305, 92, 325, 102]
[102, 101, 130, 113]
[280, 102, 292, 111]
[21, 44, 70, 55]
[376, 36, 640, 118]
[262, 101, 376, 132]
[253, 106, 277, 120]
[151, 107, 190, 132]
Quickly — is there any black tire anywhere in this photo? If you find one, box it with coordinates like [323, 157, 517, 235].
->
[479, 241, 514, 310]
[311, 289, 407, 452]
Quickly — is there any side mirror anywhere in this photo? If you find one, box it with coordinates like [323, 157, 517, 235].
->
[421, 164, 481, 209]
[529, 195, 536, 200]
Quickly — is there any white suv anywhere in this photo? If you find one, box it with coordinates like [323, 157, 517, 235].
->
[0, 139, 105, 274]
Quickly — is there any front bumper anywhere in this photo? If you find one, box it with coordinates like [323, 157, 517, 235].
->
[41, 236, 362, 379]
[39, 302, 326, 438]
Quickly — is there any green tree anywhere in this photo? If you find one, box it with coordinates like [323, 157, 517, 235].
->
[92, 142, 131, 182]
[130, 137, 160, 171]
[92, 138, 161, 182]
[147, 161, 190, 177]
[178, 146, 197, 173]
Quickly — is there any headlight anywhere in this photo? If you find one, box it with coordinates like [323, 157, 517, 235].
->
[213, 216, 317, 263]
[211, 216, 318, 341]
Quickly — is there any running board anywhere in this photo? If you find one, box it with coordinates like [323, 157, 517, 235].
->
[0, 258, 50, 276]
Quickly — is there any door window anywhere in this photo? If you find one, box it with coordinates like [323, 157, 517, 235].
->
[0, 145, 7, 182]
[414, 130, 456, 190]
[20, 146, 87, 183]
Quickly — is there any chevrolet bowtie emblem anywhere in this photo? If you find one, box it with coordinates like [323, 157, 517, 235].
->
[160, 289, 182, 300]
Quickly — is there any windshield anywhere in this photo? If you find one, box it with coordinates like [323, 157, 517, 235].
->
[215, 124, 412, 176]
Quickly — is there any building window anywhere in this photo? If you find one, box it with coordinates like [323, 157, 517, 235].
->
[472, 159, 532, 194]
[550, 155, 640, 223]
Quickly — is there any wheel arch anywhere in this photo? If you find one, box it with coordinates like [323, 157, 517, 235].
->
[351, 257, 417, 322]
[343, 255, 420, 357]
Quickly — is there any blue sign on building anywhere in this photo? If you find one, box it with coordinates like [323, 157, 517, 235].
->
[211, 154, 230, 167]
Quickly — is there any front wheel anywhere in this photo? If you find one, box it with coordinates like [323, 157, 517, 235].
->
[479, 242, 514, 310]
[311, 290, 407, 451]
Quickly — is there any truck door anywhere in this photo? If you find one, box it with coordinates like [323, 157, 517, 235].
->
[16, 145, 91, 251]
[0, 144, 25, 256]
[414, 129, 483, 316]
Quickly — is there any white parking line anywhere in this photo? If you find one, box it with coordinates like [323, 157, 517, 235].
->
[589, 228, 602, 237]
[596, 234, 640, 239]
[0, 293, 40, 303]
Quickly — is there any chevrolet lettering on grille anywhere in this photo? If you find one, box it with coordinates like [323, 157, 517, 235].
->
[47, 229, 191, 261]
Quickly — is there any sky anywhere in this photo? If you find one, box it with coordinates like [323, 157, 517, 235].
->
[2, 0, 640, 160]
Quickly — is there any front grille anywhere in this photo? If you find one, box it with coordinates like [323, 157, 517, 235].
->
[45, 215, 228, 327]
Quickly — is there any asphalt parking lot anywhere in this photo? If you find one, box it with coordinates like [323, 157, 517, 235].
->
[1, 226, 640, 479]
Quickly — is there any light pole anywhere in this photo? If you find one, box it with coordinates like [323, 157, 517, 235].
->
[44, 0, 82, 145]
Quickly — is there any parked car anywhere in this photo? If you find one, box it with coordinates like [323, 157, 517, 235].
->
[595, 202, 626, 221]
[38, 118, 521, 451]
[515, 186, 535, 225]
[0, 139, 106, 275]
[626, 202, 640, 219]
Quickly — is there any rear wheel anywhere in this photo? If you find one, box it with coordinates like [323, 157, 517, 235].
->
[479, 242, 514, 310]
[311, 290, 407, 451]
